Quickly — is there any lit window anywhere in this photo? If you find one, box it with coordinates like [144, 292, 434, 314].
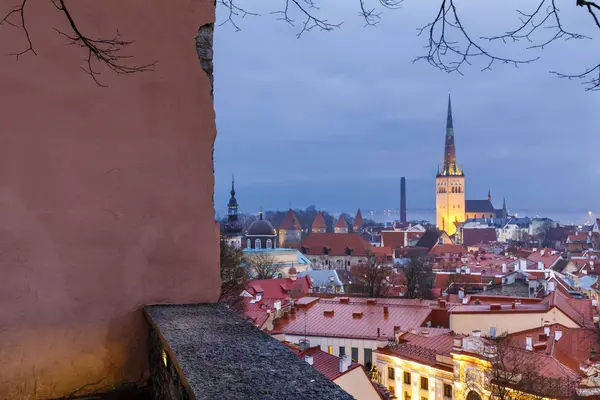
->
[388, 367, 395, 380]
[162, 350, 168, 367]
[266, 239, 272, 249]
[328, 345, 333, 354]
[246, 239, 251, 248]
[444, 383, 453, 398]
[421, 377, 429, 390]
[404, 372, 411, 384]
[255, 239, 261, 249]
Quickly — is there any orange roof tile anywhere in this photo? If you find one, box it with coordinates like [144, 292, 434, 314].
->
[247, 276, 313, 299]
[280, 297, 435, 340]
[353, 209, 364, 228]
[429, 244, 467, 255]
[283, 343, 362, 380]
[381, 231, 406, 249]
[299, 233, 373, 257]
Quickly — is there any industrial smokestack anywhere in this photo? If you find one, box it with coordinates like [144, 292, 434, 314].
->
[400, 177, 407, 222]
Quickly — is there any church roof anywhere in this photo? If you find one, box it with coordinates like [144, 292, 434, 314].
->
[279, 209, 302, 231]
[465, 200, 495, 213]
[439, 93, 462, 177]
[312, 212, 327, 230]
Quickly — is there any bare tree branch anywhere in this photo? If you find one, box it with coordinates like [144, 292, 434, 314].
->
[551, 63, 600, 91]
[271, 0, 343, 38]
[50, 0, 156, 87]
[414, 0, 539, 76]
[0, 0, 37, 59]
[578, 0, 600, 28]
[217, 0, 260, 32]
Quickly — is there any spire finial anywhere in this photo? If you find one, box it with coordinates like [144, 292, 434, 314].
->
[259, 206, 263, 220]
[230, 173, 236, 196]
[488, 189, 491, 202]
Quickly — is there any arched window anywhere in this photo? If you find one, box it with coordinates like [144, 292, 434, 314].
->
[255, 239, 261, 249]
[246, 239, 251, 248]
[466, 391, 482, 400]
[266, 239, 272, 249]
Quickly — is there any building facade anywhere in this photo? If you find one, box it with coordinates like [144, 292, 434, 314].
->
[245, 211, 278, 249]
[278, 208, 303, 248]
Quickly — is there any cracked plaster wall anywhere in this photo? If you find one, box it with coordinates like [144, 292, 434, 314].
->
[0, 0, 219, 398]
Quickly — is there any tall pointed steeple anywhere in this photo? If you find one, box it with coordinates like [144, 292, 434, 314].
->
[224, 174, 242, 235]
[502, 197, 508, 216]
[440, 93, 462, 176]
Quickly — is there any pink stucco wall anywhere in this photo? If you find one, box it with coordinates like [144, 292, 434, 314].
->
[0, 1, 219, 398]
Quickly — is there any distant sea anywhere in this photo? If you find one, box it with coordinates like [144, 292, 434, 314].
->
[363, 209, 597, 227]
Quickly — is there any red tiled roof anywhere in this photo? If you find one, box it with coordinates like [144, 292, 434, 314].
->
[279, 208, 302, 231]
[335, 215, 348, 229]
[568, 233, 588, 243]
[434, 272, 483, 290]
[375, 332, 455, 369]
[381, 231, 406, 249]
[299, 233, 373, 257]
[312, 212, 327, 230]
[429, 244, 467, 255]
[283, 343, 361, 380]
[241, 298, 287, 328]
[280, 297, 435, 340]
[353, 209, 364, 228]
[247, 276, 313, 299]
[527, 251, 561, 269]
[462, 228, 497, 246]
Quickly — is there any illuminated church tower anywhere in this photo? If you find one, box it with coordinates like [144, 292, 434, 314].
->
[436, 94, 465, 236]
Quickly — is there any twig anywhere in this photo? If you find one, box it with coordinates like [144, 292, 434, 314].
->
[0, 0, 37, 59]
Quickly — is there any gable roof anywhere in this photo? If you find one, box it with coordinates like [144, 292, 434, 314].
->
[376, 332, 455, 369]
[381, 231, 406, 249]
[246, 276, 313, 299]
[416, 231, 443, 250]
[462, 228, 497, 246]
[283, 342, 362, 380]
[279, 209, 303, 231]
[465, 200, 496, 213]
[299, 233, 373, 257]
[429, 244, 467, 255]
[312, 212, 327, 230]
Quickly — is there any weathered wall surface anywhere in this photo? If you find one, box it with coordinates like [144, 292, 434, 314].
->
[0, 1, 219, 398]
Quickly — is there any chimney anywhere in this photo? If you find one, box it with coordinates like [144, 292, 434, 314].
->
[458, 288, 465, 300]
[538, 261, 544, 270]
[525, 336, 533, 351]
[453, 337, 463, 350]
[471, 330, 482, 337]
[456, 267, 461, 274]
[555, 330, 563, 341]
[340, 297, 350, 304]
[352, 312, 363, 319]
[544, 325, 550, 336]
[305, 354, 314, 365]
[400, 177, 407, 223]
[339, 354, 351, 373]
[383, 306, 389, 316]
[540, 249, 545, 256]
[377, 328, 381, 337]
[323, 310, 334, 317]
[438, 299, 447, 308]
[299, 339, 310, 351]
[367, 299, 377, 306]
[502, 263, 507, 273]
[547, 280, 556, 293]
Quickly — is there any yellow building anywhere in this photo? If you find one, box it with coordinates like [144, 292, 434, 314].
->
[436, 95, 465, 236]
[374, 328, 587, 400]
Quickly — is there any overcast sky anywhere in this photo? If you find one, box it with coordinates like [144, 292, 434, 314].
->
[213, 0, 599, 220]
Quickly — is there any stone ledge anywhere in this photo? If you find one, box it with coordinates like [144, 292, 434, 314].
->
[144, 303, 355, 400]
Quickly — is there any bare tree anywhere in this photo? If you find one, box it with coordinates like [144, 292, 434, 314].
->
[3, 1, 599, 88]
[246, 252, 280, 279]
[400, 257, 434, 299]
[351, 251, 392, 298]
[535, 220, 555, 249]
[0, 0, 156, 86]
[217, 0, 600, 91]
[219, 237, 249, 312]
[478, 334, 576, 400]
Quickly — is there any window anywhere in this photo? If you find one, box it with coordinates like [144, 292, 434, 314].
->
[405, 392, 412, 400]
[246, 239, 251, 248]
[255, 239, 261, 249]
[490, 327, 497, 338]
[388, 367, 395, 380]
[277, 273, 283, 279]
[404, 372, 411, 384]
[339, 346, 345, 357]
[266, 239, 272, 249]
[444, 383, 453, 398]
[325, 259, 329, 265]
[347, 260, 350, 266]
[351, 347, 359, 362]
[328, 345, 333, 355]
[364, 348, 372, 367]
[421, 377, 429, 390]
[421, 397, 428, 400]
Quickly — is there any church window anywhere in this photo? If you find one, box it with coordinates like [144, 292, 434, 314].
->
[246, 239, 251, 248]
[266, 239, 272, 249]
[255, 239, 261, 249]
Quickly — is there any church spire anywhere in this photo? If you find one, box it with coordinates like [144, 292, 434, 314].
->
[440, 93, 462, 176]
[503, 196, 507, 215]
[227, 174, 239, 217]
